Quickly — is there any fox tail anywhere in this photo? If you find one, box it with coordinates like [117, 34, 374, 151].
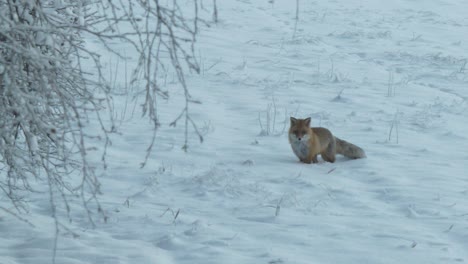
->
[335, 137, 366, 159]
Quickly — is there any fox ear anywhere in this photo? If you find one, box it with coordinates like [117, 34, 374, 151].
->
[304, 117, 311, 127]
[290, 117, 298, 126]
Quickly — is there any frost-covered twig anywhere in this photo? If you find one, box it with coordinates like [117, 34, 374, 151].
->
[292, 0, 300, 39]
[388, 110, 400, 143]
[213, 0, 218, 23]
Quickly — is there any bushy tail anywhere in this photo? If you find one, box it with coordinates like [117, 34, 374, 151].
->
[335, 137, 366, 159]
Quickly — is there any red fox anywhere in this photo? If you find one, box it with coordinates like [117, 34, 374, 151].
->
[288, 117, 366, 163]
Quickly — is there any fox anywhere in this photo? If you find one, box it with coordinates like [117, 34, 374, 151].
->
[288, 117, 366, 164]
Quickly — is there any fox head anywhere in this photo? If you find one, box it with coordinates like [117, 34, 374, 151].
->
[289, 117, 312, 142]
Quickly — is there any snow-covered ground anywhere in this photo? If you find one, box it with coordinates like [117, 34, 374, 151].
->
[2, 0, 468, 263]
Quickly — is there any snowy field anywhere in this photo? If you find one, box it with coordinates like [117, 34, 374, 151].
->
[2, 0, 468, 263]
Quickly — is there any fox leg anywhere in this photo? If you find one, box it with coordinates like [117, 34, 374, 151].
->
[321, 142, 336, 163]
[312, 155, 319, 163]
[321, 152, 335, 163]
[300, 155, 316, 164]
[301, 153, 318, 164]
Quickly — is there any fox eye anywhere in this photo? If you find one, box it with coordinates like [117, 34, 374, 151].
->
[302, 130, 307, 134]
[293, 130, 298, 134]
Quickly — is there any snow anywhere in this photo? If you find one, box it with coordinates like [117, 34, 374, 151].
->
[1, 0, 468, 263]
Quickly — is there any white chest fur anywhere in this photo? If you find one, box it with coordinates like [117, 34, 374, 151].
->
[289, 135, 310, 160]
